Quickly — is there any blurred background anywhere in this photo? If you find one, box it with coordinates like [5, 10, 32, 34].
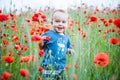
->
[0, 0, 120, 14]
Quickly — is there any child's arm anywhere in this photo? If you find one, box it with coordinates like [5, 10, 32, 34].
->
[39, 36, 51, 47]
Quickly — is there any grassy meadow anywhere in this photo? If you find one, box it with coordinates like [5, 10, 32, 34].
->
[0, 5, 120, 80]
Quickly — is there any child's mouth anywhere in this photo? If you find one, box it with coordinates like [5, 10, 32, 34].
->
[57, 27, 64, 29]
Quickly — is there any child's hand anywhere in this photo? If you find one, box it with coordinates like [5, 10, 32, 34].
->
[42, 36, 51, 41]
[39, 36, 51, 47]
[67, 48, 75, 54]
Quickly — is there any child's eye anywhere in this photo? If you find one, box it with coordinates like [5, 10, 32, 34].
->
[55, 20, 60, 23]
[62, 21, 66, 23]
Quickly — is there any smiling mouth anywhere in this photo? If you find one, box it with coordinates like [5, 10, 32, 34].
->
[57, 27, 65, 29]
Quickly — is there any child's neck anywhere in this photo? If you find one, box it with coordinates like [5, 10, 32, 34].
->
[58, 33, 64, 35]
[53, 30, 64, 35]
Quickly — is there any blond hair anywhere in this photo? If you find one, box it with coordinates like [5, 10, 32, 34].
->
[51, 9, 69, 24]
[52, 9, 67, 16]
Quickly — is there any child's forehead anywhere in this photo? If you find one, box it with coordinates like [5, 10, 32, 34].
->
[53, 12, 68, 19]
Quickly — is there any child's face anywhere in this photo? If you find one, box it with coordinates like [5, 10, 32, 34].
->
[52, 11, 68, 34]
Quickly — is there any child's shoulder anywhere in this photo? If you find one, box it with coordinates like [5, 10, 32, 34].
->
[45, 30, 54, 33]
[43, 30, 54, 35]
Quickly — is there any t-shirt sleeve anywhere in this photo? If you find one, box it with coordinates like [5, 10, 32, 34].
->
[67, 38, 71, 49]
[42, 32, 49, 46]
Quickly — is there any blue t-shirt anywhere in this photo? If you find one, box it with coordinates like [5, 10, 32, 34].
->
[41, 30, 71, 70]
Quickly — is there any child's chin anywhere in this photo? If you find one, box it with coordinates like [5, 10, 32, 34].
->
[56, 31, 64, 34]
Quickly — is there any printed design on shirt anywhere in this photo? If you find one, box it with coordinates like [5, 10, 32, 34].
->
[57, 38, 66, 55]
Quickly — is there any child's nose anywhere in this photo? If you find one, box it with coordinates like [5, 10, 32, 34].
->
[58, 22, 63, 25]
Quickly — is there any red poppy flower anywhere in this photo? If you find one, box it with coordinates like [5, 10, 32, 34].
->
[108, 18, 113, 23]
[17, 51, 21, 56]
[83, 10, 87, 14]
[41, 27, 50, 33]
[71, 43, 75, 47]
[2, 55, 14, 63]
[0, 10, 2, 13]
[117, 29, 120, 35]
[30, 26, 36, 35]
[74, 62, 79, 68]
[23, 34, 27, 38]
[95, 8, 99, 12]
[82, 33, 86, 39]
[78, 28, 86, 39]
[31, 35, 43, 43]
[94, 52, 109, 68]
[1, 71, 12, 80]
[38, 66, 44, 72]
[21, 45, 28, 51]
[19, 69, 30, 78]
[75, 21, 80, 25]
[78, 27, 81, 31]
[11, 35, 19, 42]
[104, 22, 109, 27]
[100, 18, 105, 23]
[0, 27, 2, 32]
[16, 41, 20, 45]
[19, 55, 34, 63]
[26, 19, 30, 23]
[73, 74, 78, 80]
[109, 37, 119, 45]
[113, 19, 120, 28]
[14, 44, 21, 50]
[32, 13, 46, 24]
[32, 13, 39, 22]
[68, 20, 74, 29]
[89, 16, 97, 22]
[2, 40, 9, 45]
[104, 28, 115, 34]
[41, 15, 46, 19]
[25, 39, 28, 43]
[65, 64, 71, 70]
[10, 13, 14, 18]
[0, 14, 9, 22]
[39, 49, 44, 57]
[36, 27, 50, 35]
[112, 9, 117, 14]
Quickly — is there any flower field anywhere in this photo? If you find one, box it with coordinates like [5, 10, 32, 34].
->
[0, 4, 120, 80]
